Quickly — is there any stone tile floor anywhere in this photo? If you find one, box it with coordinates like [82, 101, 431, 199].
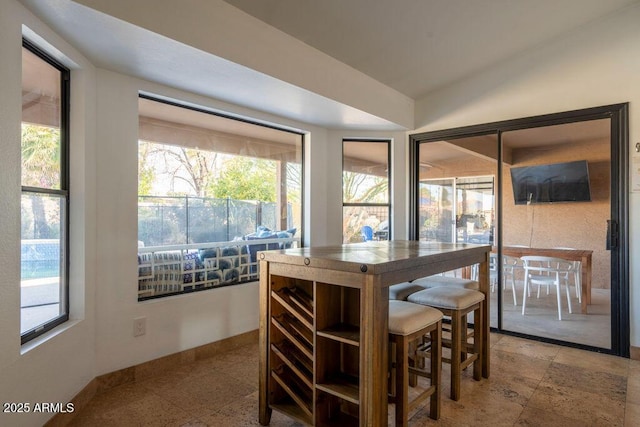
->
[67, 333, 640, 426]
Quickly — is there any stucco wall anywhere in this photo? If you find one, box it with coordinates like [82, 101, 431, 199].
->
[503, 139, 611, 289]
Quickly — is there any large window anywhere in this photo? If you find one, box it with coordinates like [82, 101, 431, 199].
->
[21, 40, 70, 343]
[419, 176, 494, 244]
[342, 139, 390, 243]
[137, 97, 303, 300]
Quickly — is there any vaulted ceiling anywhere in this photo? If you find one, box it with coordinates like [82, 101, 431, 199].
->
[223, 0, 638, 98]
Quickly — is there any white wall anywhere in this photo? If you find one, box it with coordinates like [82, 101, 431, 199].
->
[0, 2, 97, 426]
[414, 2, 640, 348]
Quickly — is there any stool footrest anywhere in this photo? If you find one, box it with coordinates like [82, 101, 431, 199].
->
[408, 385, 437, 413]
[408, 366, 433, 380]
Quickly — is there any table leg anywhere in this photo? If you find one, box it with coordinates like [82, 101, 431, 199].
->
[359, 277, 388, 426]
[258, 260, 272, 426]
[479, 253, 490, 379]
[581, 255, 591, 314]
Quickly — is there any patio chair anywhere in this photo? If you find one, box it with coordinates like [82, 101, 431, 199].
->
[361, 225, 374, 241]
[521, 256, 573, 320]
[553, 247, 582, 303]
[489, 254, 518, 305]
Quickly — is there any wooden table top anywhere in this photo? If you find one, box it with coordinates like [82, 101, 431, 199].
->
[499, 246, 593, 259]
[259, 240, 491, 275]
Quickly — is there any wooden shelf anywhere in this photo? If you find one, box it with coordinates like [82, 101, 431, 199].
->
[316, 411, 359, 427]
[317, 323, 360, 347]
[271, 401, 313, 426]
[315, 373, 360, 405]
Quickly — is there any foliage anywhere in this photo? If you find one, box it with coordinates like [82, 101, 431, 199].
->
[21, 124, 62, 239]
[138, 142, 155, 196]
[342, 171, 389, 243]
[21, 123, 60, 189]
[137, 142, 301, 244]
[139, 142, 299, 204]
[209, 156, 277, 202]
[343, 171, 388, 203]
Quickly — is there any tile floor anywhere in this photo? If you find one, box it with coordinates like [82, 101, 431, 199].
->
[67, 333, 640, 426]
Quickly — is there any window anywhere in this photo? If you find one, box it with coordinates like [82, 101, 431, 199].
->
[419, 176, 494, 244]
[342, 139, 390, 243]
[21, 40, 70, 343]
[137, 96, 303, 300]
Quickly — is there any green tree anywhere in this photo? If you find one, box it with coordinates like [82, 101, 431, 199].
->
[342, 171, 389, 243]
[209, 156, 277, 201]
[21, 124, 61, 239]
[21, 123, 60, 188]
[138, 141, 155, 196]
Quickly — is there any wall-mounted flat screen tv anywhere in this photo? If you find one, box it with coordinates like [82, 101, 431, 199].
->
[510, 160, 591, 205]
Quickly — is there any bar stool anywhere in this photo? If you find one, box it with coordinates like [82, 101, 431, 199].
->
[407, 287, 484, 401]
[388, 300, 443, 426]
[411, 275, 479, 290]
[389, 281, 426, 300]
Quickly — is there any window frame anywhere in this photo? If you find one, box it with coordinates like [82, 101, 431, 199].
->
[342, 139, 392, 242]
[20, 38, 71, 344]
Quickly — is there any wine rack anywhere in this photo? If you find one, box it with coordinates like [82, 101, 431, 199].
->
[266, 276, 362, 425]
[268, 276, 315, 425]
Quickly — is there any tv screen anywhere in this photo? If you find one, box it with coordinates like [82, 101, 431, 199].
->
[510, 160, 591, 205]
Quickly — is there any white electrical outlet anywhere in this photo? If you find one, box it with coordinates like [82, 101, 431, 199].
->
[133, 317, 146, 337]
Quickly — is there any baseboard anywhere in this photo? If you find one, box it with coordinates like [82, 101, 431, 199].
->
[631, 345, 640, 361]
[45, 329, 259, 426]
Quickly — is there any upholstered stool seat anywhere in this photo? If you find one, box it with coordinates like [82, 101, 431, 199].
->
[411, 275, 479, 290]
[389, 281, 426, 300]
[388, 300, 443, 425]
[407, 287, 484, 401]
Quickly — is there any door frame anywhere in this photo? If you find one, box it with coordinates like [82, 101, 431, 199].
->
[409, 103, 629, 357]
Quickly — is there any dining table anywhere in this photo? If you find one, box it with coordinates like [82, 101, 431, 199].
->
[258, 240, 491, 426]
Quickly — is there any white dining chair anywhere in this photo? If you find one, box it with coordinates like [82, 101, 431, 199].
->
[502, 255, 520, 305]
[521, 256, 574, 320]
[553, 247, 582, 303]
[489, 254, 518, 305]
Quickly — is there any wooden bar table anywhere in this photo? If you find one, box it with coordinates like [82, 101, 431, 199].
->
[501, 246, 593, 314]
[258, 240, 491, 426]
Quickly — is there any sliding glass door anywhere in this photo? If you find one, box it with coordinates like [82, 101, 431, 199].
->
[410, 104, 629, 356]
[500, 120, 612, 349]
[415, 135, 499, 328]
